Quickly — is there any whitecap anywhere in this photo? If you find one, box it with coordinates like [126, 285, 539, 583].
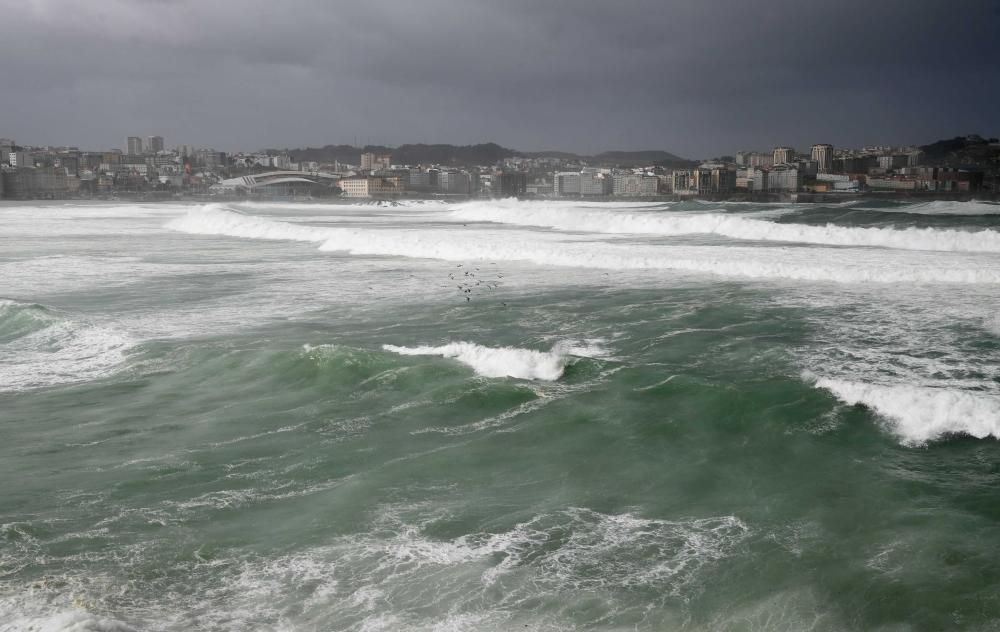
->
[382, 340, 606, 381]
[812, 375, 1000, 444]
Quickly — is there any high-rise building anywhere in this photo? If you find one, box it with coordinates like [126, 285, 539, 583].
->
[8, 151, 34, 168]
[773, 146, 795, 165]
[126, 137, 143, 155]
[438, 170, 472, 194]
[360, 152, 391, 171]
[554, 171, 582, 196]
[147, 136, 164, 153]
[767, 164, 802, 191]
[496, 172, 527, 198]
[579, 168, 611, 196]
[612, 173, 659, 196]
[810, 144, 833, 173]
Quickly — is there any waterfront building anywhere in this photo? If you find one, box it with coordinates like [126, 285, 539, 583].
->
[773, 146, 795, 165]
[877, 155, 908, 170]
[867, 177, 918, 191]
[147, 136, 165, 153]
[0, 139, 14, 162]
[612, 173, 659, 196]
[816, 173, 860, 192]
[526, 180, 554, 196]
[1, 167, 80, 199]
[496, 172, 528, 197]
[709, 165, 736, 193]
[8, 151, 33, 168]
[811, 144, 833, 173]
[554, 171, 582, 196]
[766, 164, 801, 192]
[340, 176, 402, 198]
[126, 137, 143, 155]
[742, 152, 774, 169]
[196, 150, 227, 170]
[439, 170, 473, 194]
[672, 169, 711, 195]
[360, 152, 392, 171]
[580, 168, 611, 196]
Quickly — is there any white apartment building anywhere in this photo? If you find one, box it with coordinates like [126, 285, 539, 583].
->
[810, 144, 833, 173]
[773, 146, 795, 165]
[554, 171, 582, 196]
[8, 151, 33, 168]
[612, 173, 659, 196]
[340, 176, 401, 198]
[766, 165, 801, 191]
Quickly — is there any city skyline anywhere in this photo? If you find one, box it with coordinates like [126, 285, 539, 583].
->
[2, 0, 998, 157]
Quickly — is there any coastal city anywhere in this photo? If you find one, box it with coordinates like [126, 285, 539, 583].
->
[0, 134, 997, 201]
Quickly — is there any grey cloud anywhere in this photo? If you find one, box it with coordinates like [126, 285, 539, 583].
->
[0, 0, 997, 157]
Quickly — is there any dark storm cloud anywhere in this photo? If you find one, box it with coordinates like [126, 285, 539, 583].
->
[1, 0, 997, 157]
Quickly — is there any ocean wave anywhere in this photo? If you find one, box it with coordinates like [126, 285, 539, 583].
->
[0, 300, 134, 392]
[0, 609, 137, 632]
[382, 340, 606, 380]
[813, 376, 1000, 444]
[0, 507, 748, 631]
[0, 299, 58, 343]
[893, 200, 1000, 216]
[166, 203, 336, 242]
[167, 206, 1000, 284]
[449, 202, 1000, 252]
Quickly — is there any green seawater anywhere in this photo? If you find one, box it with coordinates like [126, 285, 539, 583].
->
[2, 199, 1000, 631]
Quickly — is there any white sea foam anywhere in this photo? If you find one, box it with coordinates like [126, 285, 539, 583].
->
[0, 610, 138, 632]
[449, 202, 1000, 252]
[382, 340, 606, 380]
[891, 200, 1000, 216]
[167, 205, 1000, 284]
[985, 314, 1000, 337]
[166, 203, 336, 242]
[0, 301, 134, 392]
[813, 376, 1000, 444]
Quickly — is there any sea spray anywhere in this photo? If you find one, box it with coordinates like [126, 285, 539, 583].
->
[382, 340, 607, 380]
[811, 374, 1000, 443]
[167, 206, 1000, 285]
[450, 203, 1000, 252]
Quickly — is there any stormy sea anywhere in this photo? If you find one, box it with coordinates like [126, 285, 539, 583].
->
[2, 196, 1000, 631]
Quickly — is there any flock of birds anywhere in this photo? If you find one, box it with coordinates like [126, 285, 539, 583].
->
[448, 262, 507, 305]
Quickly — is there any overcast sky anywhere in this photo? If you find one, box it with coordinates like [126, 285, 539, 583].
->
[2, 0, 998, 158]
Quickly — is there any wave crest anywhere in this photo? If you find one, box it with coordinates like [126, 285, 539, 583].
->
[0, 300, 133, 392]
[450, 202, 1000, 253]
[382, 340, 606, 380]
[167, 206, 1000, 284]
[814, 376, 1000, 444]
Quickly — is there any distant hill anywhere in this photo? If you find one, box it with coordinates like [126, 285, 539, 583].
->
[591, 150, 686, 165]
[920, 134, 1000, 167]
[289, 143, 516, 167]
[288, 142, 691, 168]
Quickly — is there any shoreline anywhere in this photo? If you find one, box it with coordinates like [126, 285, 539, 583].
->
[2, 191, 998, 205]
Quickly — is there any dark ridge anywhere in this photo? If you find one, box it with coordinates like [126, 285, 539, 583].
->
[287, 143, 692, 167]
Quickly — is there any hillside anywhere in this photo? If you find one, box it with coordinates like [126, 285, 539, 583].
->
[287, 143, 690, 168]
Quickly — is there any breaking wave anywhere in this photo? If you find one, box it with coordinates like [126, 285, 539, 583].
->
[382, 340, 607, 380]
[167, 205, 1000, 284]
[0, 609, 137, 632]
[0, 507, 748, 631]
[0, 300, 134, 392]
[813, 376, 1000, 444]
[884, 200, 1000, 216]
[449, 202, 1000, 252]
